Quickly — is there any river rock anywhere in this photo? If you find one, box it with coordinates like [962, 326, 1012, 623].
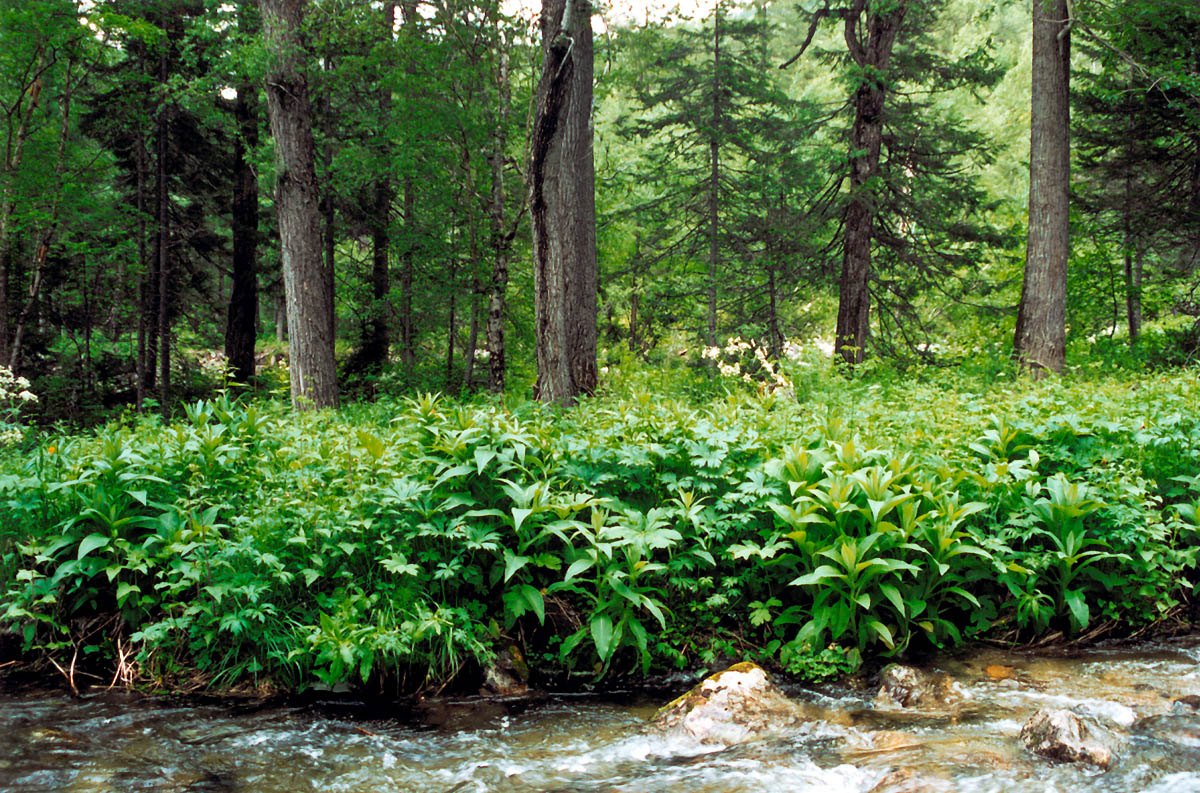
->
[1172, 695, 1200, 713]
[866, 767, 950, 793]
[1133, 712, 1200, 749]
[1019, 708, 1115, 768]
[651, 662, 800, 744]
[874, 664, 960, 708]
[480, 645, 530, 697]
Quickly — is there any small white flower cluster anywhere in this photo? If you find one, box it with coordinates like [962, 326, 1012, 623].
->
[702, 337, 794, 397]
[781, 340, 805, 362]
[0, 365, 36, 445]
[0, 365, 37, 404]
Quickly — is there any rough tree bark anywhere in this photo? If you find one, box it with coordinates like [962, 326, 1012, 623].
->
[834, 0, 908, 366]
[261, 0, 339, 409]
[224, 1, 261, 385]
[1014, 0, 1070, 375]
[530, 0, 598, 405]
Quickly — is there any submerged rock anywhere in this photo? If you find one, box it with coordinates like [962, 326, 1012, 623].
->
[1172, 695, 1200, 713]
[651, 662, 801, 744]
[1133, 712, 1200, 749]
[984, 664, 1016, 681]
[1020, 708, 1115, 768]
[416, 697, 510, 730]
[480, 645, 530, 697]
[874, 664, 961, 709]
[866, 767, 950, 793]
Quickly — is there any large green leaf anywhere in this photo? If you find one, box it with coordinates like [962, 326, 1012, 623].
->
[590, 614, 616, 662]
[865, 619, 895, 649]
[520, 584, 545, 624]
[790, 564, 844, 587]
[77, 533, 110, 560]
[1064, 589, 1090, 631]
[503, 550, 530, 583]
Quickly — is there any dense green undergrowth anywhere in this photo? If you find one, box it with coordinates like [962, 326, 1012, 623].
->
[2, 361, 1199, 693]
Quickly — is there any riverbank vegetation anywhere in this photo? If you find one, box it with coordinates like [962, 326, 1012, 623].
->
[1, 0, 1199, 695]
[2, 352, 1198, 693]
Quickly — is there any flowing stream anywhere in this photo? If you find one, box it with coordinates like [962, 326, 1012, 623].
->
[5, 639, 1200, 793]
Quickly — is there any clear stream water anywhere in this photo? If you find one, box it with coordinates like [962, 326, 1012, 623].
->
[5, 640, 1200, 793]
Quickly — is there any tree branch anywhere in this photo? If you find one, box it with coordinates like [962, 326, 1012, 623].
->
[779, 1, 834, 69]
[843, 0, 868, 66]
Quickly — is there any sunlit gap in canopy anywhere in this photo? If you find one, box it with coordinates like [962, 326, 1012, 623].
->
[500, 0, 723, 34]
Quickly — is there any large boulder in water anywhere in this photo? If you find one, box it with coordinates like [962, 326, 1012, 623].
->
[651, 662, 801, 744]
[1020, 708, 1116, 768]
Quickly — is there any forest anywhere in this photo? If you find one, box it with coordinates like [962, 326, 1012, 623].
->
[0, 0, 1198, 694]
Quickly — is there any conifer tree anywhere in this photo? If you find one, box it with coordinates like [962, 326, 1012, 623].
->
[784, 0, 1005, 363]
[615, 2, 825, 353]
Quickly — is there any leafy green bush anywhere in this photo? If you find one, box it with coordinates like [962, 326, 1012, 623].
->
[2, 363, 1197, 692]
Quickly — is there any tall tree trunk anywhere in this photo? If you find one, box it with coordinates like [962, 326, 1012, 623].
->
[261, 0, 339, 409]
[363, 3, 395, 373]
[530, 0, 598, 405]
[321, 57, 337, 362]
[487, 46, 511, 394]
[0, 48, 49, 368]
[365, 179, 391, 370]
[397, 0, 418, 370]
[1121, 174, 1143, 344]
[834, 0, 907, 366]
[767, 260, 781, 360]
[398, 180, 415, 367]
[445, 254, 457, 389]
[225, 5, 261, 385]
[274, 288, 286, 341]
[462, 277, 480, 392]
[706, 5, 721, 352]
[1014, 0, 1070, 375]
[629, 288, 639, 352]
[1125, 243, 1144, 343]
[8, 57, 76, 373]
[136, 125, 148, 410]
[157, 35, 172, 417]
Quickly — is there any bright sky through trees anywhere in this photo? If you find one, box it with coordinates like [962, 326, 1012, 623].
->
[502, 0, 721, 33]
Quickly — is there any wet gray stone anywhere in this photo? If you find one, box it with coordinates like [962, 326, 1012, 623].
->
[1020, 708, 1116, 768]
[875, 664, 960, 709]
